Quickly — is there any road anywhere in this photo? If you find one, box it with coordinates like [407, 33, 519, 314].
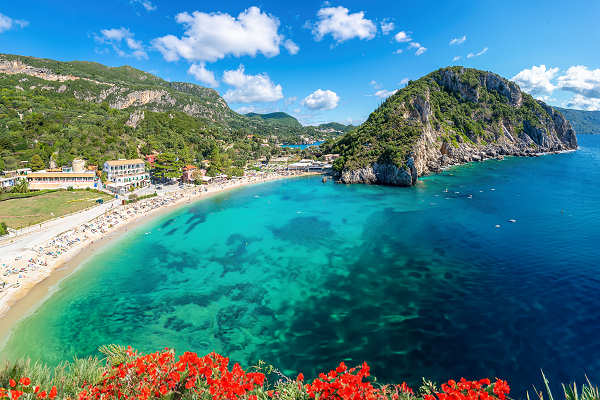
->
[0, 199, 118, 260]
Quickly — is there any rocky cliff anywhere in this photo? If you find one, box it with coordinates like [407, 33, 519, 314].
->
[330, 67, 577, 186]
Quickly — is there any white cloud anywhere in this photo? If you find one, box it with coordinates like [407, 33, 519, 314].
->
[370, 80, 382, 89]
[236, 105, 258, 114]
[394, 49, 403, 54]
[283, 39, 299, 55]
[566, 94, 600, 111]
[97, 27, 148, 59]
[130, 0, 156, 11]
[452, 55, 461, 62]
[100, 27, 130, 41]
[285, 96, 297, 105]
[399, 78, 409, 86]
[557, 65, 600, 98]
[222, 65, 283, 103]
[188, 63, 219, 87]
[409, 42, 427, 56]
[449, 35, 466, 45]
[311, 6, 376, 43]
[511, 65, 559, 95]
[153, 7, 288, 62]
[380, 21, 395, 35]
[394, 31, 411, 42]
[374, 89, 398, 98]
[0, 12, 28, 33]
[303, 89, 340, 110]
[467, 47, 488, 58]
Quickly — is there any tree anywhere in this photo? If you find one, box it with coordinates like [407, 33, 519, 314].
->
[11, 178, 29, 193]
[126, 145, 138, 159]
[0, 222, 8, 236]
[30, 154, 45, 171]
[152, 152, 182, 181]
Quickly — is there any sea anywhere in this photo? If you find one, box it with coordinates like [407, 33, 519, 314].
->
[280, 141, 324, 149]
[2, 134, 600, 397]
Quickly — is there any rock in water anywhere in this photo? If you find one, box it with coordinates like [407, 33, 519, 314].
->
[329, 67, 577, 186]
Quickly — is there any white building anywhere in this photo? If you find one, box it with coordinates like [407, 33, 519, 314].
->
[103, 159, 149, 193]
[27, 171, 98, 190]
[0, 176, 18, 188]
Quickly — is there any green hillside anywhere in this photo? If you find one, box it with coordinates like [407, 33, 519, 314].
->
[0, 54, 328, 171]
[323, 66, 577, 185]
[555, 107, 600, 134]
[314, 122, 355, 133]
[245, 112, 303, 129]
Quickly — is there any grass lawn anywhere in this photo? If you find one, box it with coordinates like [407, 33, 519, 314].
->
[0, 190, 113, 229]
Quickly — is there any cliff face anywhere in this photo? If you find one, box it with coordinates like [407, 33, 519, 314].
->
[332, 67, 577, 185]
[0, 56, 232, 123]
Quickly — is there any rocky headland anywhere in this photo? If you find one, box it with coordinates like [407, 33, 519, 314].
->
[329, 67, 577, 186]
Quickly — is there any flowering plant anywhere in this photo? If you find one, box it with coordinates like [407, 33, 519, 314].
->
[0, 346, 510, 400]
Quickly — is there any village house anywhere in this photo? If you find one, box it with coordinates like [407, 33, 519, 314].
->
[0, 176, 19, 189]
[181, 165, 197, 183]
[145, 154, 158, 166]
[103, 159, 149, 193]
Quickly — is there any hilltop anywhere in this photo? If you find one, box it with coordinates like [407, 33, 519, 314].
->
[0, 54, 330, 171]
[325, 67, 577, 186]
[245, 112, 354, 136]
[555, 107, 600, 134]
[312, 122, 355, 134]
[245, 112, 303, 129]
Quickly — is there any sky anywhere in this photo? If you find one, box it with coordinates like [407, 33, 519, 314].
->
[1, 0, 599, 125]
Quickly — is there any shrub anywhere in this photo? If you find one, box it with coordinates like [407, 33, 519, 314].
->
[0, 222, 8, 236]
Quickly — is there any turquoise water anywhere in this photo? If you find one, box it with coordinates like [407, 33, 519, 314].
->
[280, 141, 324, 149]
[3, 135, 600, 396]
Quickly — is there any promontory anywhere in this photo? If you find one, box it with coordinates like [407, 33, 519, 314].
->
[325, 67, 578, 186]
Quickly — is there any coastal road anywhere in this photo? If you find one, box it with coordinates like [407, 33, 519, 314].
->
[0, 200, 119, 260]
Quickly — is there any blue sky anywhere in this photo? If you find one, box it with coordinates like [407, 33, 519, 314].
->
[1, 1, 599, 125]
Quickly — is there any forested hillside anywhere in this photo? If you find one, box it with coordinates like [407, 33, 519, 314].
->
[324, 67, 577, 186]
[0, 54, 329, 171]
[556, 107, 600, 134]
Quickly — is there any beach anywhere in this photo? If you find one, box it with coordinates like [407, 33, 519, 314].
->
[0, 170, 317, 342]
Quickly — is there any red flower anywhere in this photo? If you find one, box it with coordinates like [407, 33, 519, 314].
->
[8, 380, 16, 388]
[297, 373, 304, 382]
[159, 385, 168, 395]
[10, 390, 23, 400]
[48, 386, 57, 400]
[18, 378, 30, 387]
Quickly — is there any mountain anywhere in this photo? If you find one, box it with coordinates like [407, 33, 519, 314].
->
[313, 122, 355, 134]
[325, 66, 577, 186]
[244, 112, 303, 129]
[0, 53, 325, 171]
[555, 107, 600, 134]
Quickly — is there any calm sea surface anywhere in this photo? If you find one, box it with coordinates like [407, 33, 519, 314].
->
[280, 141, 324, 149]
[3, 135, 600, 396]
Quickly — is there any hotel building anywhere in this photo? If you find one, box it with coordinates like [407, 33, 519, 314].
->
[103, 159, 149, 193]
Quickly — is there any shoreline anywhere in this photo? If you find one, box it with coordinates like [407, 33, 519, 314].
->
[0, 171, 319, 346]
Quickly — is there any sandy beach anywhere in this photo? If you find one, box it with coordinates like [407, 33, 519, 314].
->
[0, 171, 318, 344]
